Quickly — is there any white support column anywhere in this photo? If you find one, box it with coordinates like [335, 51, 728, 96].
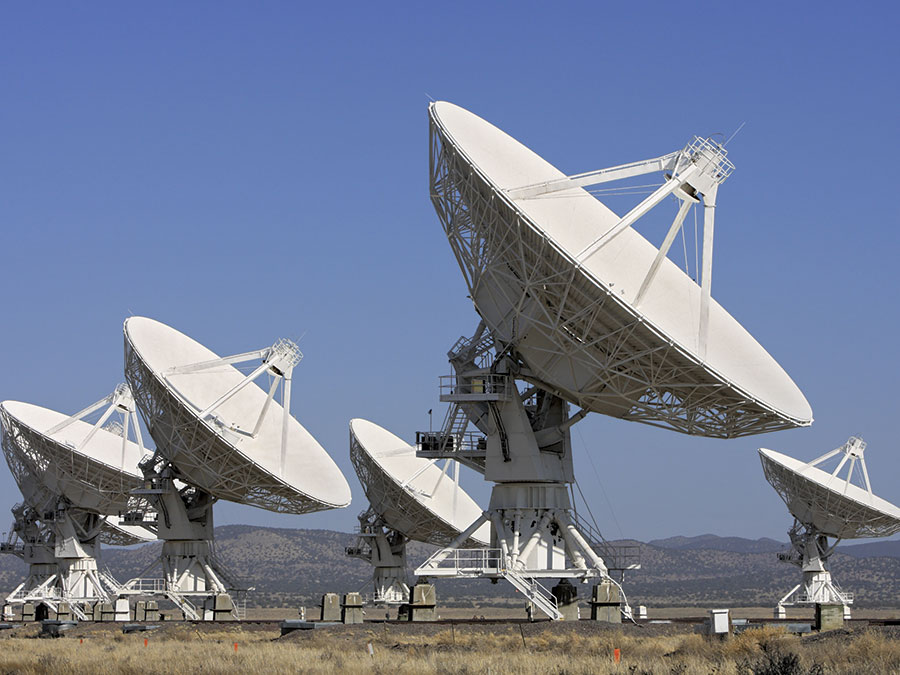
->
[578, 165, 700, 264]
[698, 184, 718, 360]
[280, 368, 292, 478]
[634, 198, 694, 307]
[45, 394, 113, 436]
[199, 361, 272, 418]
[251, 377, 281, 438]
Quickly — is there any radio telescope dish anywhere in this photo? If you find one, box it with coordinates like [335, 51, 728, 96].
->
[0, 392, 146, 514]
[123, 316, 349, 620]
[428, 101, 811, 437]
[350, 418, 489, 546]
[124, 316, 350, 512]
[760, 438, 900, 616]
[347, 418, 488, 606]
[418, 102, 807, 620]
[0, 386, 151, 619]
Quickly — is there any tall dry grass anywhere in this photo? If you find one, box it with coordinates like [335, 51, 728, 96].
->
[0, 624, 897, 674]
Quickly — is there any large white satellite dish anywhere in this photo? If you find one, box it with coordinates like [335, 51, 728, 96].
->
[122, 316, 350, 620]
[0, 386, 151, 620]
[124, 317, 350, 512]
[1, 392, 145, 514]
[417, 102, 811, 620]
[760, 438, 900, 616]
[347, 418, 488, 605]
[427, 101, 811, 437]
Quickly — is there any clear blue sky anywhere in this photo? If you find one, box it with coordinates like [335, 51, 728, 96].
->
[2, 2, 898, 543]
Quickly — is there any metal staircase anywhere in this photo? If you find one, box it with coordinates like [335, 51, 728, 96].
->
[166, 589, 201, 621]
[503, 568, 561, 621]
[570, 511, 641, 577]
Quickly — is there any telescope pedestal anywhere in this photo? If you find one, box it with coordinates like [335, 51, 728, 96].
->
[131, 458, 238, 621]
[417, 378, 618, 620]
[346, 511, 410, 605]
[3, 507, 114, 620]
[775, 523, 851, 618]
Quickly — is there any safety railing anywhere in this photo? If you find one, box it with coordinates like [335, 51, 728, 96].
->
[439, 374, 512, 402]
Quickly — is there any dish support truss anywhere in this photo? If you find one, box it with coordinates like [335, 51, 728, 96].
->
[415, 327, 635, 621]
[0, 386, 152, 620]
[122, 451, 246, 621]
[430, 114, 805, 438]
[125, 334, 324, 513]
[345, 508, 410, 606]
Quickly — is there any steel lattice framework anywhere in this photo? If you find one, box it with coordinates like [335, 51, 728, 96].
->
[98, 521, 149, 547]
[124, 335, 328, 514]
[429, 112, 806, 439]
[0, 405, 142, 515]
[761, 449, 900, 540]
[350, 431, 482, 548]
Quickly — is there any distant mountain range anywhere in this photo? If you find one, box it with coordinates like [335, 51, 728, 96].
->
[648, 533, 900, 559]
[2, 528, 899, 609]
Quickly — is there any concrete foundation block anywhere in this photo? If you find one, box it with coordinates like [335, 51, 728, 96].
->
[204, 594, 235, 621]
[551, 579, 580, 621]
[113, 599, 130, 622]
[144, 601, 160, 622]
[321, 593, 341, 622]
[341, 593, 364, 624]
[815, 604, 844, 632]
[408, 583, 437, 622]
[589, 580, 621, 623]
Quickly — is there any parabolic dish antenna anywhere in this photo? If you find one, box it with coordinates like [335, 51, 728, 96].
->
[760, 438, 900, 615]
[0, 393, 145, 514]
[350, 418, 489, 546]
[428, 101, 811, 437]
[123, 316, 350, 620]
[418, 101, 811, 620]
[0, 386, 152, 618]
[124, 316, 350, 512]
[348, 418, 488, 606]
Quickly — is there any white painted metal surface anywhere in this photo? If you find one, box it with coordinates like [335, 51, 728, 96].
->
[760, 438, 900, 613]
[429, 101, 811, 437]
[760, 442, 900, 539]
[350, 418, 489, 546]
[0, 397, 145, 514]
[348, 418, 489, 607]
[0, 388, 152, 613]
[124, 317, 351, 512]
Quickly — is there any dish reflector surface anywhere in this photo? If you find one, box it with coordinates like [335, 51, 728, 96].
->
[429, 101, 811, 438]
[123, 317, 351, 513]
[350, 418, 489, 546]
[759, 448, 900, 539]
[99, 517, 154, 547]
[0, 400, 144, 514]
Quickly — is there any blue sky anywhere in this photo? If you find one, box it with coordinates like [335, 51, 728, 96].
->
[1, 2, 898, 543]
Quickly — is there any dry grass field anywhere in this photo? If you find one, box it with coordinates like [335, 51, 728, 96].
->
[1, 619, 900, 674]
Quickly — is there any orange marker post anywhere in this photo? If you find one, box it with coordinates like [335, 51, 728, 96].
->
[144, 638, 148, 647]
[234, 642, 238, 653]
[613, 648, 621, 663]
